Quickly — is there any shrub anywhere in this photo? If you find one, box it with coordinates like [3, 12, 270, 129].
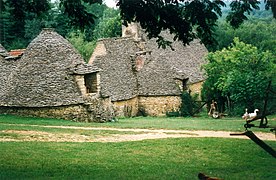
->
[180, 92, 198, 117]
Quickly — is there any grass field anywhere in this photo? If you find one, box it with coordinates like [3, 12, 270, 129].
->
[1, 114, 275, 131]
[0, 114, 275, 179]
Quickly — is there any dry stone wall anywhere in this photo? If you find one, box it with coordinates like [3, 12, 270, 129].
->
[0, 96, 114, 122]
[138, 96, 181, 116]
[0, 105, 90, 122]
[188, 81, 204, 98]
[112, 97, 139, 117]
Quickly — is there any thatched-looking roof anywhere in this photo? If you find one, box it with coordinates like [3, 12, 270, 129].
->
[0, 28, 99, 107]
[92, 38, 139, 101]
[0, 51, 19, 100]
[90, 29, 208, 101]
[138, 32, 207, 96]
[138, 59, 183, 96]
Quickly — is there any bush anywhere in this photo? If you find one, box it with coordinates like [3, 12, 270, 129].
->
[179, 92, 199, 117]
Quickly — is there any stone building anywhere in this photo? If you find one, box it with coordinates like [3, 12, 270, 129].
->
[0, 29, 114, 122]
[89, 23, 208, 117]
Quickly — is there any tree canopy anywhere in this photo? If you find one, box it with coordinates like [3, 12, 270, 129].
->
[1, 0, 275, 50]
[117, 0, 276, 48]
[202, 38, 275, 115]
[212, 18, 276, 55]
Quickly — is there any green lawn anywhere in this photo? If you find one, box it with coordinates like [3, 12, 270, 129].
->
[0, 114, 275, 179]
[1, 114, 275, 131]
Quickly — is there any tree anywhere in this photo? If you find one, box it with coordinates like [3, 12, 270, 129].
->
[67, 31, 96, 61]
[0, 1, 14, 47]
[0, 0, 51, 49]
[92, 8, 122, 40]
[202, 38, 275, 115]
[116, 0, 276, 48]
[59, 0, 102, 30]
[212, 18, 276, 55]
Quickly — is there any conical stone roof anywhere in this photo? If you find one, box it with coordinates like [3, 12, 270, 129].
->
[0, 44, 9, 57]
[0, 51, 19, 100]
[2, 28, 94, 107]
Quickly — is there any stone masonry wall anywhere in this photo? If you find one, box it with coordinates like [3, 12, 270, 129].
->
[0, 97, 115, 122]
[112, 97, 139, 117]
[188, 81, 204, 98]
[75, 75, 87, 95]
[138, 96, 181, 116]
[0, 105, 90, 122]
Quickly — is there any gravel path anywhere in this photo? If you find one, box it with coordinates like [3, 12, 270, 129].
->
[0, 124, 275, 142]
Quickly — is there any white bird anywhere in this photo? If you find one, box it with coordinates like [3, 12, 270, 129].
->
[248, 109, 259, 120]
[242, 108, 249, 120]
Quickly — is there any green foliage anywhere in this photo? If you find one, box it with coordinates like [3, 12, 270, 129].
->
[0, 5, 14, 47]
[117, 0, 276, 48]
[0, 0, 121, 61]
[226, 0, 260, 28]
[180, 92, 194, 117]
[92, 8, 122, 40]
[24, 18, 44, 41]
[67, 31, 96, 62]
[212, 18, 276, 56]
[265, 0, 276, 18]
[0, 0, 50, 49]
[166, 111, 180, 117]
[118, 0, 225, 48]
[59, 0, 102, 30]
[202, 38, 275, 115]
[66, 7, 121, 61]
[179, 92, 201, 117]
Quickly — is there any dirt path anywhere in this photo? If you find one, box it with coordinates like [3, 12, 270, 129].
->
[0, 124, 275, 142]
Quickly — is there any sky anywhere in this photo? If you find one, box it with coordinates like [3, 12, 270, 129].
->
[103, 0, 117, 8]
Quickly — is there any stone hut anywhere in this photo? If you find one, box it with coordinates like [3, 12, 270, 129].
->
[0, 29, 114, 122]
[89, 24, 208, 117]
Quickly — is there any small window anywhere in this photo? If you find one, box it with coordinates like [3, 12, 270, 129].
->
[84, 73, 97, 93]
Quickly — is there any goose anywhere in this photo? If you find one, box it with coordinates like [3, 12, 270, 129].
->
[242, 108, 249, 120]
[248, 109, 259, 120]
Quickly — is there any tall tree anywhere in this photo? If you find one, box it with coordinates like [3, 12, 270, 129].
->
[92, 8, 121, 40]
[59, 0, 102, 30]
[265, 0, 276, 18]
[213, 18, 276, 55]
[116, 0, 276, 48]
[202, 38, 275, 115]
[0, 0, 51, 49]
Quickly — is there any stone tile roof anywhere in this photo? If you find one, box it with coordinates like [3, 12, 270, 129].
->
[144, 31, 207, 84]
[0, 28, 94, 107]
[89, 30, 208, 101]
[92, 37, 139, 101]
[68, 63, 101, 75]
[0, 44, 9, 57]
[138, 58, 183, 96]
[0, 54, 19, 100]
